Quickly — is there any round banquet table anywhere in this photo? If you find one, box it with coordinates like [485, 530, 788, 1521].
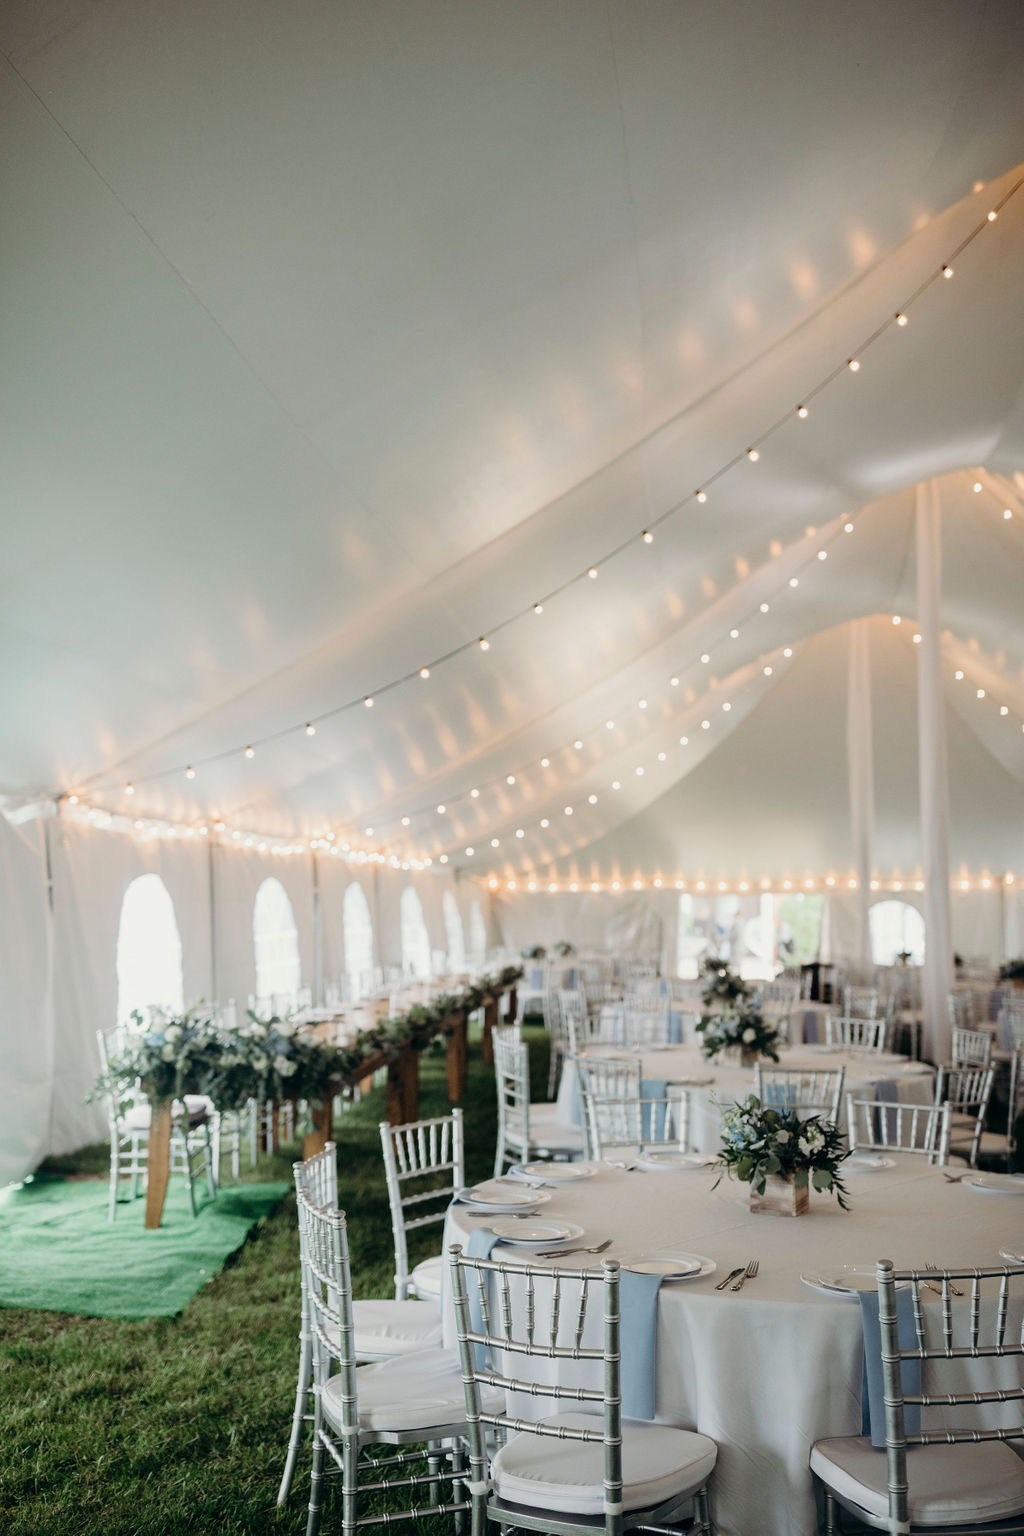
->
[443, 1160, 1023, 1536]
[556, 1042, 935, 1149]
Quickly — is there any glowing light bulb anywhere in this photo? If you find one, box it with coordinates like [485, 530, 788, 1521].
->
[722, 702, 732, 712]
[479, 636, 490, 650]
[507, 879, 516, 890]
[540, 818, 550, 828]
[1004, 509, 1013, 520]
[696, 490, 707, 504]
[895, 312, 908, 326]
[973, 482, 983, 493]
[528, 880, 536, 891]
[611, 780, 621, 790]
[612, 881, 620, 891]
[759, 602, 770, 614]
[730, 628, 740, 639]
[465, 847, 474, 856]
[591, 882, 600, 891]
[186, 766, 196, 779]
[605, 720, 615, 730]
[679, 736, 688, 746]
[642, 530, 653, 544]
[747, 447, 760, 462]
[942, 264, 954, 278]
[305, 723, 316, 735]
[364, 826, 373, 837]
[844, 522, 854, 533]
[515, 827, 525, 838]
[564, 805, 573, 816]
[763, 665, 773, 676]
[789, 577, 799, 588]
[635, 766, 644, 776]
[955, 670, 964, 680]
[892, 615, 901, 625]
[913, 633, 922, 644]
[658, 750, 667, 760]
[847, 358, 860, 373]
[245, 745, 255, 759]
[637, 700, 647, 710]
[700, 653, 710, 664]
[783, 647, 793, 658]
[797, 405, 808, 419]
[570, 882, 578, 892]
[363, 696, 374, 708]
[587, 566, 598, 579]
[533, 602, 543, 615]
[506, 774, 516, 785]
[670, 676, 679, 687]
[124, 783, 134, 796]
[470, 787, 480, 798]
[701, 719, 710, 730]
[1000, 706, 1009, 716]
[987, 209, 998, 222]
[817, 550, 827, 561]
[574, 738, 584, 748]
[977, 689, 986, 699]
[436, 803, 446, 814]
[654, 878, 663, 888]
[68, 794, 79, 805]
[540, 757, 550, 768]
[588, 793, 598, 804]
[419, 667, 430, 679]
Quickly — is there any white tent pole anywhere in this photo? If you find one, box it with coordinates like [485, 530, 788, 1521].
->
[916, 479, 953, 1061]
[208, 837, 219, 1004]
[312, 851, 324, 1006]
[846, 618, 875, 964]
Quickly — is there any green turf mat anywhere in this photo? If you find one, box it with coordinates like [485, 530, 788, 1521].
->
[0, 1177, 289, 1319]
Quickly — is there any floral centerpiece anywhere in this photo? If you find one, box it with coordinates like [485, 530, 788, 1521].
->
[700, 957, 750, 1007]
[94, 1004, 225, 1111]
[696, 1005, 780, 1067]
[552, 940, 576, 958]
[713, 1094, 851, 1215]
[521, 944, 547, 960]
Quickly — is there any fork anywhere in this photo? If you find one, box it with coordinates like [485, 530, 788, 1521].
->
[535, 1238, 613, 1259]
[730, 1258, 759, 1291]
[926, 1261, 963, 1297]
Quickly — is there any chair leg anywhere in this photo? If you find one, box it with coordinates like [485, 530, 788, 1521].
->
[823, 1488, 839, 1535]
[339, 1434, 359, 1536]
[277, 1315, 312, 1505]
[696, 1484, 713, 1535]
[204, 1123, 216, 1200]
[108, 1145, 119, 1222]
[179, 1131, 198, 1218]
[306, 1423, 326, 1536]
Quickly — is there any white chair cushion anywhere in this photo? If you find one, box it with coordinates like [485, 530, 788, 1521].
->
[493, 1411, 717, 1515]
[529, 1104, 584, 1152]
[322, 1346, 502, 1433]
[810, 1436, 1024, 1526]
[352, 1298, 443, 1359]
[410, 1254, 444, 1301]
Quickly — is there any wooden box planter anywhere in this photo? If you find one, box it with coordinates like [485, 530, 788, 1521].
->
[749, 1174, 809, 1217]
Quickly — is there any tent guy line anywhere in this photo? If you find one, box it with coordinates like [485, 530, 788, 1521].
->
[74, 177, 1023, 802]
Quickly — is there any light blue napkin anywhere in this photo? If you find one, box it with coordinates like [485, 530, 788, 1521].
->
[761, 1081, 797, 1111]
[874, 1079, 899, 1142]
[462, 1224, 503, 1366]
[801, 1008, 819, 1044]
[619, 1268, 664, 1419]
[668, 1009, 683, 1044]
[641, 1079, 669, 1139]
[858, 1287, 922, 1447]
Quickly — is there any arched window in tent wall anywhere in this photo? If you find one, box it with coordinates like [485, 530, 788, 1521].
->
[253, 877, 301, 1003]
[870, 900, 926, 967]
[343, 881, 375, 1000]
[443, 890, 466, 974]
[116, 873, 185, 1024]
[400, 885, 432, 980]
[468, 899, 487, 967]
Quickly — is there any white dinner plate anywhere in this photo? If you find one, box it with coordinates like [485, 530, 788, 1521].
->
[965, 1174, 1024, 1196]
[488, 1218, 584, 1246]
[635, 1150, 712, 1171]
[514, 1161, 600, 1181]
[622, 1251, 715, 1280]
[456, 1181, 551, 1211]
[844, 1154, 895, 1174]
[641, 1042, 678, 1052]
[800, 1264, 908, 1296]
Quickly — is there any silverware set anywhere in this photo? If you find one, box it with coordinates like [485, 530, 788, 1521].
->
[924, 1260, 963, 1296]
[535, 1238, 613, 1259]
[715, 1257, 759, 1291]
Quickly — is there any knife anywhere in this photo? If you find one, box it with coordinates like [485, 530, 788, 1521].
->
[714, 1266, 746, 1291]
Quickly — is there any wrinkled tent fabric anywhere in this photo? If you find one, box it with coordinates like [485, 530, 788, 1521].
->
[1, 2, 1024, 1177]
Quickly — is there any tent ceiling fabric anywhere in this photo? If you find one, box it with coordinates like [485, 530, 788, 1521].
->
[2, 1, 1024, 883]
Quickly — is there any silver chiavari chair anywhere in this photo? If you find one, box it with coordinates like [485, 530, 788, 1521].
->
[380, 1109, 464, 1304]
[299, 1191, 485, 1536]
[1008, 1046, 1024, 1168]
[277, 1144, 444, 1507]
[544, 987, 571, 1099]
[753, 1064, 844, 1123]
[843, 985, 880, 1020]
[846, 1096, 951, 1165]
[827, 1015, 886, 1052]
[951, 1025, 993, 1068]
[621, 996, 672, 1046]
[493, 1029, 582, 1176]
[577, 1057, 641, 1157]
[811, 1259, 1024, 1534]
[999, 1000, 1024, 1053]
[934, 1063, 996, 1168]
[585, 1094, 691, 1161]
[447, 1247, 718, 1536]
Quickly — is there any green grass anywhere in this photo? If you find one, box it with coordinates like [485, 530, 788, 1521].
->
[0, 1026, 549, 1535]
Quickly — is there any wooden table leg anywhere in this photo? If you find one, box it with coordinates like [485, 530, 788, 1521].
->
[386, 1048, 420, 1125]
[145, 1102, 172, 1230]
[302, 1097, 334, 1160]
[482, 998, 498, 1063]
[446, 1017, 462, 1101]
[507, 984, 518, 1022]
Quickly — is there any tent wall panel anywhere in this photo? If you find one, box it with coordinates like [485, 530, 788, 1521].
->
[0, 817, 53, 1186]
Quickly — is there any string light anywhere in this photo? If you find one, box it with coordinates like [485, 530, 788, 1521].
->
[533, 603, 543, 615]
[895, 312, 908, 326]
[185, 766, 196, 779]
[696, 491, 707, 504]
[796, 405, 808, 419]
[245, 745, 255, 758]
[363, 696, 374, 708]
[124, 783, 134, 796]
[478, 637, 490, 650]
[943, 264, 954, 278]
[847, 358, 860, 372]
[305, 723, 316, 735]
[587, 566, 598, 579]
[747, 448, 760, 462]
[419, 667, 430, 679]
[642, 530, 654, 544]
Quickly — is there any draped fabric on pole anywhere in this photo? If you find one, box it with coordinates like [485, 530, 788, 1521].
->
[0, 816, 54, 1187]
[916, 480, 953, 1062]
[846, 619, 875, 964]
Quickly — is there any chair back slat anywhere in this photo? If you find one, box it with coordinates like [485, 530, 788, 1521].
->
[754, 1064, 844, 1123]
[846, 1095, 951, 1163]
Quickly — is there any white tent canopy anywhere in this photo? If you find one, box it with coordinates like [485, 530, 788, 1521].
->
[2, 1, 1024, 1181]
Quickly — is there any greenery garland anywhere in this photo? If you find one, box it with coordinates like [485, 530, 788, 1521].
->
[92, 967, 524, 1112]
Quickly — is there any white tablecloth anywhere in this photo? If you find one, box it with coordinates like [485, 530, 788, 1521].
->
[445, 1161, 1023, 1536]
[557, 1043, 935, 1150]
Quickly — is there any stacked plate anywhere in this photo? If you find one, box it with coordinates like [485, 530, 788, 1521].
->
[844, 1153, 895, 1174]
[800, 1264, 907, 1296]
[634, 1151, 716, 1171]
[488, 1217, 584, 1246]
[620, 1251, 716, 1280]
[964, 1173, 1024, 1196]
[509, 1161, 600, 1182]
[455, 1179, 551, 1213]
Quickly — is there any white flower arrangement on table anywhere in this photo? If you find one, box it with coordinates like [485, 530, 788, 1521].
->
[696, 1005, 781, 1063]
[93, 1004, 224, 1109]
[712, 1094, 851, 1208]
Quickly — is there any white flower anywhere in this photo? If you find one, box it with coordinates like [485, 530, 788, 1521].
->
[161, 1044, 176, 1061]
[164, 1025, 182, 1042]
[274, 1054, 298, 1077]
[774, 1129, 790, 1145]
[742, 1028, 756, 1044]
[252, 1052, 268, 1072]
[247, 1023, 267, 1039]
